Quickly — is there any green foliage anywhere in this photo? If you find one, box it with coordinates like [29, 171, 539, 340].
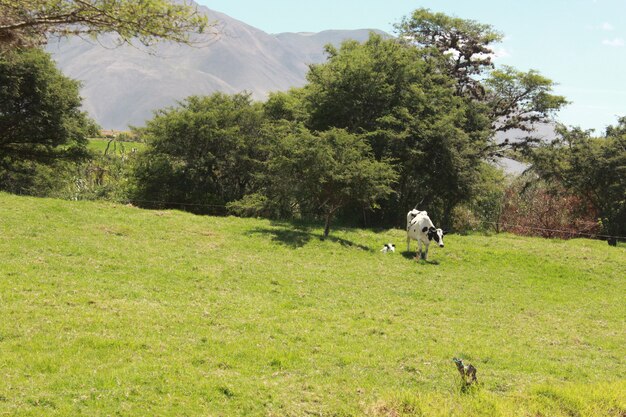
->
[395, 10, 567, 159]
[0, 193, 624, 416]
[304, 34, 457, 134]
[532, 122, 626, 240]
[453, 163, 508, 233]
[226, 192, 270, 218]
[470, 164, 508, 229]
[256, 124, 397, 236]
[67, 145, 140, 202]
[395, 8, 503, 98]
[485, 66, 569, 142]
[0, 48, 92, 193]
[299, 33, 489, 227]
[0, 0, 209, 50]
[130, 93, 266, 213]
[263, 88, 308, 123]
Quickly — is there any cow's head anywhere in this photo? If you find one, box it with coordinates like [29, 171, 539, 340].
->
[426, 227, 445, 247]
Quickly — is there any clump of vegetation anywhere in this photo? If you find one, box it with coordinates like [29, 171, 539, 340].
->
[499, 177, 600, 239]
[127, 18, 569, 234]
[0, 48, 96, 195]
[531, 122, 626, 242]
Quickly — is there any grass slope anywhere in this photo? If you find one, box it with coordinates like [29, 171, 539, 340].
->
[87, 139, 146, 155]
[0, 193, 624, 416]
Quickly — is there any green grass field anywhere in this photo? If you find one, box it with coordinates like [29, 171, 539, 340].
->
[87, 139, 146, 155]
[0, 193, 624, 416]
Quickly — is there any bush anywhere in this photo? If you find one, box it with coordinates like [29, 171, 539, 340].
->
[499, 177, 599, 239]
[129, 93, 266, 213]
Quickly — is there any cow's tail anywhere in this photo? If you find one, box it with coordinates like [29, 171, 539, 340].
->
[413, 198, 424, 210]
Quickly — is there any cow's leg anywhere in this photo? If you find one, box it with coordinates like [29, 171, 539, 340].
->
[407, 233, 411, 252]
[423, 242, 429, 260]
[417, 240, 422, 259]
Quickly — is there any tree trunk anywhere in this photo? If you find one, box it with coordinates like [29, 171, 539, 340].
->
[323, 213, 332, 238]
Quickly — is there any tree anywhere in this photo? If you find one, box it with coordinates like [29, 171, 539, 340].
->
[606, 115, 626, 138]
[395, 8, 503, 98]
[299, 33, 487, 227]
[130, 93, 266, 213]
[0, 1, 211, 195]
[483, 66, 568, 157]
[260, 126, 397, 237]
[396, 9, 567, 159]
[0, 0, 209, 51]
[451, 162, 508, 233]
[0, 48, 95, 193]
[531, 122, 626, 244]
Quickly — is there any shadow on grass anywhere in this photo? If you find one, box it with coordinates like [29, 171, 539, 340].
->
[400, 251, 440, 265]
[323, 235, 372, 252]
[247, 223, 372, 251]
[401, 250, 416, 260]
[255, 228, 312, 248]
[459, 381, 481, 395]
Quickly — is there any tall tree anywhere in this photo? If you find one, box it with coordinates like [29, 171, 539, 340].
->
[395, 8, 503, 98]
[0, 0, 209, 51]
[483, 66, 568, 157]
[0, 48, 96, 193]
[396, 9, 568, 159]
[300, 33, 487, 226]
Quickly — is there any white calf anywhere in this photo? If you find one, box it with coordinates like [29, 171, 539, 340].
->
[406, 210, 444, 260]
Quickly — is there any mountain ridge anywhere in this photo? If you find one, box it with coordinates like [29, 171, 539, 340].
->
[47, 6, 386, 129]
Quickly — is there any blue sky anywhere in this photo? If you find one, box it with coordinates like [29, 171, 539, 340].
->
[199, 0, 626, 133]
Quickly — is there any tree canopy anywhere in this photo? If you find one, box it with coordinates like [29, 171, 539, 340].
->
[396, 8, 503, 98]
[131, 93, 266, 213]
[396, 9, 567, 158]
[0, 0, 209, 51]
[531, 122, 626, 242]
[0, 48, 96, 193]
[260, 125, 397, 237]
[288, 33, 488, 226]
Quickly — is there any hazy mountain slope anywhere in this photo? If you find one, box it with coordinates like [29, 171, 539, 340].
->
[275, 29, 386, 65]
[47, 7, 382, 129]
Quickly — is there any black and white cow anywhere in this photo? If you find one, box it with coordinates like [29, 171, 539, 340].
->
[406, 209, 445, 260]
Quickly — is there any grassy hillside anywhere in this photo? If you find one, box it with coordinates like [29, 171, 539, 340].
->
[87, 139, 146, 155]
[0, 193, 624, 416]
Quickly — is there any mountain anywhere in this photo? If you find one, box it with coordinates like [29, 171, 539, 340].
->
[47, 6, 385, 129]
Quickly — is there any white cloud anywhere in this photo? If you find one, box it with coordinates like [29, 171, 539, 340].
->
[493, 47, 511, 59]
[602, 38, 624, 47]
[601, 22, 614, 31]
[471, 47, 511, 62]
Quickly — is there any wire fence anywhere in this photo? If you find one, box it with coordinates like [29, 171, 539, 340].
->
[7, 191, 625, 242]
[123, 198, 626, 242]
[464, 219, 625, 241]
[122, 198, 229, 214]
